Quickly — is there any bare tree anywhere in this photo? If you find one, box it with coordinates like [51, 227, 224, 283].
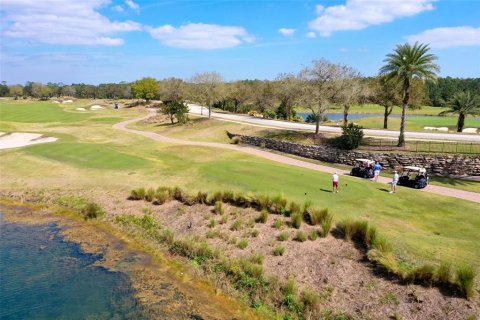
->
[300, 59, 356, 134]
[159, 77, 185, 102]
[226, 81, 252, 113]
[274, 73, 301, 120]
[62, 85, 76, 97]
[190, 72, 224, 118]
[339, 76, 367, 126]
[252, 81, 276, 116]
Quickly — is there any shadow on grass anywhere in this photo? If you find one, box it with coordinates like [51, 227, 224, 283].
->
[319, 188, 333, 193]
[377, 188, 390, 193]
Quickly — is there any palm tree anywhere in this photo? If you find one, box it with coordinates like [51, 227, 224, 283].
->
[441, 91, 480, 132]
[380, 42, 439, 146]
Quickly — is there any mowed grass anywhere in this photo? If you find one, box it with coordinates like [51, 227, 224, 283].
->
[23, 142, 150, 170]
[1, 100, 480, 272]
[0, 101, 91, 123]
[351, 116, 480, 132]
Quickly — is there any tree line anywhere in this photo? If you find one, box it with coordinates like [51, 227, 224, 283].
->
[1, 42, 479, 145]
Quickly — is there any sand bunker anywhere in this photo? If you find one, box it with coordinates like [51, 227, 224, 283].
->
[0, 132, 58, 150]
[52, 101, 60, 104]
[462, 128, 478, 133]
[75, 107, 86, 111]
[62, 100, 73, 103]
[424, 126, 449, 132]
[90, 105, 104, 110]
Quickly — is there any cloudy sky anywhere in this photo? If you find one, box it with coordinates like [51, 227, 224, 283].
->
[1, 0, 479, 84]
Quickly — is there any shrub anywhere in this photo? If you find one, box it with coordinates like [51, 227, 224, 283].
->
[153, 189, 169, 205]
[372, 235, 393, 253]
[307, 208, 326, 225]
[237, 239, 249, 250]
[289, 201, 301, 216]
[231, 219, 242, 231]
[250, 229, 260, 238]
[214, 201, 224, 215]
[308, 230, 319, 241]
[456, 265, 475, 299]
[145, 187, 155, 202]
[231, 136, 241, 144]
[129, 188, 145, 200]
[283, 278, 297, 296]
[407, 264, 436, 286]
[209, 218, 216, 228]
[320, 213, 333, 237]
[273, 245, 285, 256]
[303, 200, 313, 214]
[269, 194, 287, 214]
[336, 219, 356, 241]
[222, 191, 235, 203]
[206, 230, 217, 239]
[257, 209, 269, 223]
[339, 123, 364, 150]
[294, 231, 307, 242]
[195, 191, 208, 204]
[436, 262, 451, 284]
[301, 288, 320, 313]
[172, 186, 186, 201]
[160, 229, 175, 245]
[249, 253, 264, 264]
[219, 214, 228, 224]
[81, 202, 104, 220]
[365, 225, 378, 246]
[278, 232, 289, 241]
[273, 219, 284, 229]
[256, 194, 271, 210]
[291, 212, 302, 229]
[234, 193, 250, 207]
[212, 191, 223, 203]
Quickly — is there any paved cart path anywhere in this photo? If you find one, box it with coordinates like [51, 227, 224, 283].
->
[113, 111, 480, 204]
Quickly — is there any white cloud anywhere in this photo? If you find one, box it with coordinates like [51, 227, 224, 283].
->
[147, 23, 254, 49]
[309, 0, 436, 36]
[306, 32, 317, 38]
[112, 5, 124, 12]
[1, 0, 141, 46]
[407, 26, 480, 49]
[278, 28, 296, 37]
[125, 0, 139, 10]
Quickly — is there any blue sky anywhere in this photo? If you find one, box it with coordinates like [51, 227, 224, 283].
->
[1, 0, 479, 84]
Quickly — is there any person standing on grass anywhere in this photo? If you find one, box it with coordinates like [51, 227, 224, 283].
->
[332, 172, 339, 193]
[390, 170, 399, 193]
[373, 162, 382, 182]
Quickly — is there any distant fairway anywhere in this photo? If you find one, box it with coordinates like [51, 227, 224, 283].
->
[0, 101, 91, 123]
[24, 142, 150, 170]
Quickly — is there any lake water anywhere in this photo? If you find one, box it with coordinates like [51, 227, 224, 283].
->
[0, 215, 144, 320]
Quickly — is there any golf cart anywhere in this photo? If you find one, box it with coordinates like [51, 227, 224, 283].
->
[398, 166, 429, 189]
[350, 159, 375, 179]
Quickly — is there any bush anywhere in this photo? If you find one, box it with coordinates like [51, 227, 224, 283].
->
[291, 212, 302, 229]
[289, 201, 301, 216]
[81, 202, 104, 220]
[278, 231, 289, 241]
[406, 264, 436, 286]
[273, 219, 284, 229]
[456, 265, 475, 299]
[436, 262, 451, 284]
[338, 123, 364, 150]
[250, 229, 259, 238]
[219, 214, 228, 224]
[145, 187, 155, 202]
[160, 229, 175, 245]
[153, 189, 169, 205]
[336, 219, 356, 241]
[195, 191, 208, 204]
[308, 230, 319, 241]
[237, 239, 249, 249]
[249, 253, 264, 264]
[273, 245, 285, 256]
[129, 188, 145, 200]
[308, 208, 329, 225]
[303, 200, 313, 214]
[257, 209, 269, 223]
[209, 218, 216, 228]
[320, 213, 333, 237]
[214, 201, 224, 215]
[270, 194, 287, 214]
[172, 186, 186, 201]
[231, 219, 242, 231]
[231, 136, 241, 144]
[222, 191, 235, 203]
[372, 235, 393, 253]
[256, 194, 271, 210]
[294, 231, 307, 242]
[300, 288, 320, 313]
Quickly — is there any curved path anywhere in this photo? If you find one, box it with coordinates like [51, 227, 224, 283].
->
[188, 104, 480, 142]
[113, 111, 480, 204]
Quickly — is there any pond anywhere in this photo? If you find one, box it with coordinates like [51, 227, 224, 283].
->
[0, 215, 144, 320]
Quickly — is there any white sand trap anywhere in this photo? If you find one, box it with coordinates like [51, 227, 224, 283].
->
[62, 100, 73, 103]
[90, 105, 104, 110]
[0, 133, 58, 150]
[75, 107, 86, 111]
[53, 101, 60, 104]
[424, 126, 449, 132]
[462, 128, 478, 133]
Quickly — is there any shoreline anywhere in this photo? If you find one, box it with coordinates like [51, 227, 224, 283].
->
[0, 199, 263, 320]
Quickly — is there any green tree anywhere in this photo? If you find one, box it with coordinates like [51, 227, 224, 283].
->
[440, 91, 480, 132]
[380, 42, 439, 146]
[371, 76, 401, 129]
[131, 77, 158, 102]
[0, 81, 9, 96]
[190, 72, 224, 118]
[8, 85, 23, 99]
[339, 123, 364, 150]
[161, 100, 189, 124]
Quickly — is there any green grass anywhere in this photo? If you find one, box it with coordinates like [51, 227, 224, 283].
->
[296, 104, 449, 115]
[1, 99, 480, 273]
[23, 142, 150, 170]
[0, 101, 92, 123]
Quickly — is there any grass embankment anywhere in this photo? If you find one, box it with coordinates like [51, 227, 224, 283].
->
[1, 100, 479, 274]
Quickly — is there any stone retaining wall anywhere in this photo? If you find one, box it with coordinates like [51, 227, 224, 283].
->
[227, 132, 480, 176]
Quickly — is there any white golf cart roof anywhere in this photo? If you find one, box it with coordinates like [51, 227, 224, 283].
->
[403, 166, 427, 173]
[355, 158, 374, 164]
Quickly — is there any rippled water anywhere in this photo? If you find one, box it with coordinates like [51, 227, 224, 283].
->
[0, 215, 144, 320]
